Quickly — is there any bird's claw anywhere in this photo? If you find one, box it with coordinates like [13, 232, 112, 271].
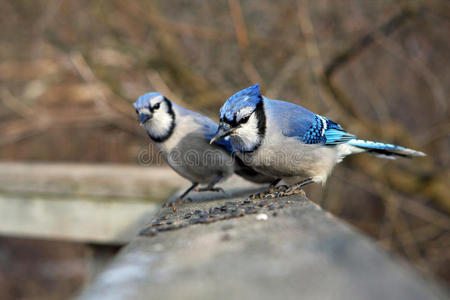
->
[195, 186, 224, 193]
[268, 184, 289, 194]
[247, 192, 263, 200]
[163, 197, 193, 210]
[249, 184, 289, 199]
[247, 184, 305, 200]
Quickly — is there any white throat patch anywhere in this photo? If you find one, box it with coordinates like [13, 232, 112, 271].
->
[232, 113, 261, 152]
[144, 102, 174, 140]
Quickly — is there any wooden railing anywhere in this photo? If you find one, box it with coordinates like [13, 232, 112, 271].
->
[0, 162, 188, 244]
[0, 162, 446, 299]
[74, 172, 448, 300]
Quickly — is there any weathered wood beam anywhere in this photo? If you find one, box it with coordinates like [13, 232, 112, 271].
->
[0, 162, 186, 244]
[77, 191, 448, 300]
[0, 162, 265, 244]
[0, 162, 189, 200]
[0, 193, 157, 244]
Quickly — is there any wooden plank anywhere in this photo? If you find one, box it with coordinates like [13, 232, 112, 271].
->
[0, 193, 157, 244]
[0, 162, 189, 200]
[77, 191, 449, 300]
[0, 162, 187, 244]
[0, 162, 265, 244]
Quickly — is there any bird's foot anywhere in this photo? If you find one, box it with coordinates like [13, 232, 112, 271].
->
[261, 184, 289, 199]
[263, 188, 306, 198]
[267, 178, 312, 198]
[247, 192, 264, 200]
[280, 186, 306, 197]
[163, 197, 193, 210]
[195, 186, 225, 193]
[247, 185, 290, 200]
[268, 184, 289, 194]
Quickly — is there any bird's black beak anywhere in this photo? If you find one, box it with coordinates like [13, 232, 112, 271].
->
[139, 113, 151, 125]
[210, 123, 233, 144]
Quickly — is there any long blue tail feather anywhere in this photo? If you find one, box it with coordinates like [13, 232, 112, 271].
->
[347, 139, 426, 158]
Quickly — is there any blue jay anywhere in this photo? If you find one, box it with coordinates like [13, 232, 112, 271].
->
[210, 84, 425, 192]
[134, 92, 274, 205]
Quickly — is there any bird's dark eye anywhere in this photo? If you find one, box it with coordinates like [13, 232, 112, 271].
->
[153, 103, 160, 110]
[240, 115, 250, 124]
[135, 109, 139, 114]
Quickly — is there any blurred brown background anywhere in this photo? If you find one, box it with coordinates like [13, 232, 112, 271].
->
[0, 0, 449, 299]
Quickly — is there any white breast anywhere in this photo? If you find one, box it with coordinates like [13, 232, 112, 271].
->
[235, 112, 342, 184]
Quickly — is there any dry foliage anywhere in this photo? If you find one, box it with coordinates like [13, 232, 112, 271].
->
[0, 0, 449, 289]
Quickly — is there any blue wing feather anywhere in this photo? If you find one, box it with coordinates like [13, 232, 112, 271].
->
[261, 98, 356, 147]
[324, 128, 356, 145]
[265, 99, 317, 138]
[268, 101, 354, 146]
[302, 115, 355, 146]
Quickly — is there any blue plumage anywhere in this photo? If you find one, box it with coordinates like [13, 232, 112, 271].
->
[134, 91, 275, 204]
[211, 84, 426, 186]
[133, 92, 161, 110]
[206, 134, 234, 154]
[217, 84, 358, 147]
[267, 99, 316, 137]
[346, 139, 410, 156]
[220, 84, 262, 122]
[266, 101, 355, 146]
[302, 115, 326, 144]
[302, 115, 356, 145]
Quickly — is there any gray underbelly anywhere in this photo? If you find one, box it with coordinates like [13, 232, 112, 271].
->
[166, 152, 234, 183]
[237, 141, 338, 180]
[161, 135, 235, 184]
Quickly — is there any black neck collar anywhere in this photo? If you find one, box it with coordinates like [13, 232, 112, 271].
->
[238, 99, 266, 153]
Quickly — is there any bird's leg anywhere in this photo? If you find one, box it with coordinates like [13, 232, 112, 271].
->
[261, 178, 290, 199]
[267, 178, 289, 193]
[268, 178, 282, 192]
[195, 175, 224, 193]
[255, 178, 313, 199]
[289, 178, 314, 189]
[164, 182, 199, 208]
[248, 178, 283, 200]
[282, 178, 314, 196]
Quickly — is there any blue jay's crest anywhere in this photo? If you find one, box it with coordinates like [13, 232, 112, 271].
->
[220, 84, 263, 123]
[133, 92, 164, 111]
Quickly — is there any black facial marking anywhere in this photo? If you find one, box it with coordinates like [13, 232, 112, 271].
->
[239, 99, 266, 154]
[240, 115, 250, 124]
[222, 116, 238, 127]
[147, 97, 176, 143]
